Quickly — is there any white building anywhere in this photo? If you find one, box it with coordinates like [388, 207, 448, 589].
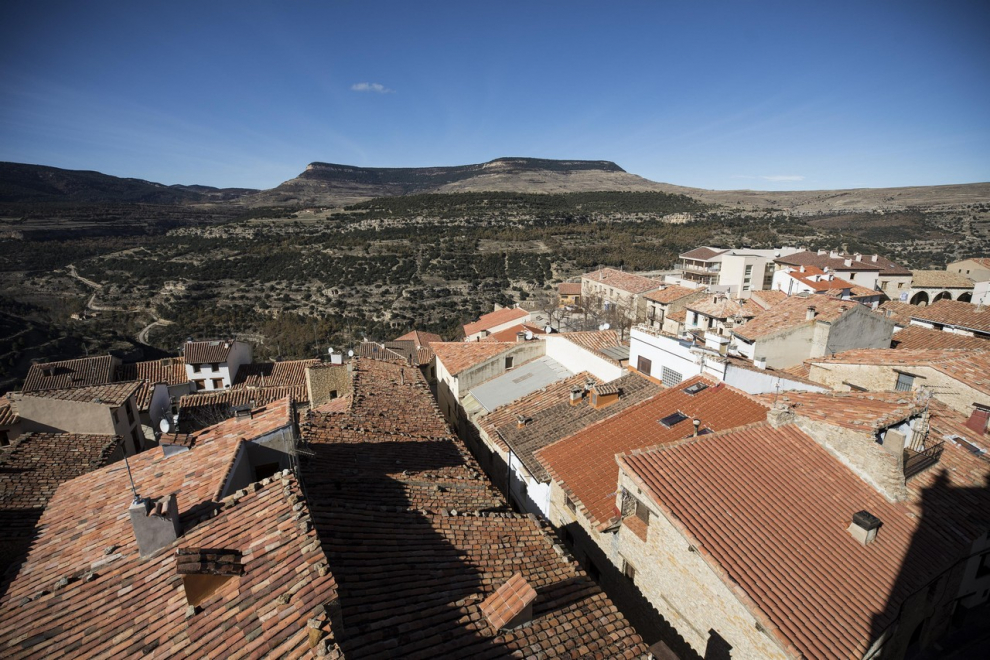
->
[183, 340, 252, 391]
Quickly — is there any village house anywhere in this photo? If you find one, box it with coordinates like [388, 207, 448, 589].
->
[905, 298, 990, 340]
[613, 390, 990, 659]
[772, 264, 883, 305]
[116, 356, 190, 435]
[674, 246, 801, 294]
[182, 339, 252, 391]
[775, 249, 912, 297]
[731, 294, 895, 370]
[682, 292, 759, 338]
[462, 306, 531, 341]
[642, 284, 707, 332]
[805, 348, 990, 433]
[581, 267, 663, 320]
[543, 329, 629, 381]
[946, 256, 990, 282]
[906, 270, 975, 306]
[298, 357, 649, 656]
[558, 281, 582, 306]
[21, 354, 120, 393]
[890, 325, 990, 351]
[0, 398, 328, 659]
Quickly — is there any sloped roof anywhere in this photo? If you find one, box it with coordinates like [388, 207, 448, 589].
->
[555, 329, 627, 365]
[469, 356, 573, 412]
[760, 390, 925, 430]
[877, 300, 917, 326]
[910, 270, 975, 288]
[300, 358, 647, 656]
[619, 420, 990, 660]
[22, 355, 116, 393]
[910, 299, 990, 334]
[432, 341, 516, 375]
[811, 348, 990, 397]
[558, 282, 582, 295]
[537, 375, 768, 529]
[394, 329, 443, 347]
[781, 265, 856, 292]
[679, 246, 727, 261]
[644, 285, 701, 304]
[487, 372, 660, 482]
[233, 358, 319, 388]
[749, 289, 788, 309]
[686, 295, 759, 320]
[0, 396, 18, 427]
[582, 267, 663, 294]
[479, 323, 546, 343]
[116, 356, 187, 387]
[21, 380, 142, 407]
[775, 250, 884, 272]
[462, 307, 530, 336]
[733, 295, 857, 341]
[184, 340, 234, 364]
[891, 325, 990, 351]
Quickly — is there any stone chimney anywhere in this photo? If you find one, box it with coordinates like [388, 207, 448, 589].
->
[882, 429, 906, 456]
[767, 405, 796, 428]
[806, 306, 817, 321]
[843, 258, 853, 267]
[480, 573, 536, 631]
[848, 510, 881, 546]
[130, 494, 182, 558]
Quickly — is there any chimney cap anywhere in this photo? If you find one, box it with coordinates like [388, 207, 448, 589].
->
[852, 510, 881, 531]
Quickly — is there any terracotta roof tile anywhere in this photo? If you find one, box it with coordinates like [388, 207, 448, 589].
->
[749, 289, 788, 309]
[116, 356, 186, 387]
[21, 380, 142, 407]
[485, 372, 660, 481]
[813, 348, 990, 397]
[463, 307, 530, 336]
[555, 329, 627, 365]
[432, 341, 516, 375]
[233, 358, 319, 388]
[537, 376, 768, 528]
[775, 250, 886, 272]
[183, 340, 234, 364]
[780, 265, 857, 292]
[910, 270, 975, 288]
[909, 299, 990, 334]
[479, 323, 546, 343]
[582, 267, 663, 294]
[394, 329, 443, 347]
[619, 419, 990, 660]
[22, 355, 116, 393]
[686, 295, 758, 319]
[178, 387, 306, 431]
[877, 300, 917, 326]
[679, 246, 727, 261]
[558, 282, 582, 295]
[891, 325, 990, 350]
[760, 390, 926, 430]
[480, 572, 537, 629]
[733, 295, 855, 341]
[644, 285, 701, 304]
[299, 359, 647, 657]
[0, 397, 18, 427]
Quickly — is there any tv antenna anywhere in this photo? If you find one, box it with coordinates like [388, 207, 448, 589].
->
[123, 454, 140, 503]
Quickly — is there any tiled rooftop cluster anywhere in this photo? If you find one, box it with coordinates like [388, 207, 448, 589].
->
[909, 298, 990, 334]
[0, 398, 335, 659]
[583, 267, 663, 294]
[463, 307, 529, 337]
[814, 348, 990, 397]
[22, 355, 116, 393]
[115, 356, 187, 387]
[432, 341, 517, 375]
[733, 294, 854, 341]
[233, 358, 319, 388]
[183, 339, 234, 364]
[890, 325, 990, 350]
[178, 385, 307, 429]
[19, 380, 142, 406]
[555, 329, 628, 365]
[300, 358, 647, 657]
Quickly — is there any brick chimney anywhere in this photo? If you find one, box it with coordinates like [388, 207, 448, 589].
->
[589, 383, 620, 409]
[129, 494, 182, 557]
[516, 414, 528, 429]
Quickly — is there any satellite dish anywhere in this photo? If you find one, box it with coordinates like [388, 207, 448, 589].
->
[328, 346, 335, 354]
[544, 324, 553, 334]
[602, 323, 610, 330]
[525, 330, 534, 340]
[159, 417, 172, 434]
[347, 349, 354, 357]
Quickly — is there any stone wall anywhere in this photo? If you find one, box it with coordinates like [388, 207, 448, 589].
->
[305, 363, 352, 408]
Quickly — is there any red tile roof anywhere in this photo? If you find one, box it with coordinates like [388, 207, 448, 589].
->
[233, 358, 319, 388]
[479, 323, 546, 343]
[537, 376, 768, 529]
[619, 420, 990, 660]
[480, 572, 537, 629]
[116, 356, 187, 387]
[582, 267, 663, 294]
[558, 282, 582, 295]
[909, 299, 990, 334]
[891, 325, 990, 350]
[679, 246, 726, 261]
[877, 300, 916, 326]
[775, 250, 885, 272]
[733, 295, 856, 341]
[686, 295, 758, 320]
[394, 329, 443, 346]
[643, 285, 701, 304]
[462, 307, 530, 336]
[779, 265, 856, 292]
[22, 355, 116, 393]
[0, 396, 18, 427]
[432, 341, 515, 375]
[760, 390, 926, 430]
[813, 348, 990, 397]
[183, 340, 234, 364]
[299, 359, 647, 657]
[749, 289, 788, 309]
[21, 380, 142, 407]
[556, 329, 627, 365]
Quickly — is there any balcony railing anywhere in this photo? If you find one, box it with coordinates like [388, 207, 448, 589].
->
[680, 262, 721, 273]
[903, 441, 944, 480]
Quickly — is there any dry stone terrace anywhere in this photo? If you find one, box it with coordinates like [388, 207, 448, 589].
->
[300, 358, 647, 658]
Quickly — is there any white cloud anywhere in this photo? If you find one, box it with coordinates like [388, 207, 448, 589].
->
[761, 175, 804, 182]
[350, 82, 394, 94]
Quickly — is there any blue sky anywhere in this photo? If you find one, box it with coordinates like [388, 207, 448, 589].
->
[1, 1, 988, 190]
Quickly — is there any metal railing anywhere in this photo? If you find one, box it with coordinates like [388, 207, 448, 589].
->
[903, 441, 944, 480]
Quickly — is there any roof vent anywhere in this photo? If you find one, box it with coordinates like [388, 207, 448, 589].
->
[516, 331, 527, 343]
[129, 494, 182, 558]
[480, 572, 537, 630]
[806, 306, 817, 321]
[848, 510, 881, 546]
[232, 404, 252, 421]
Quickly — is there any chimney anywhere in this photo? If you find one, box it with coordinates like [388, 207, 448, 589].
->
[233, 404, 252, 421]
[569, 387, 583, 406]
[692, 419, 701, 436]
[848, 510, 881, 546]
[844, 258, 853, 267]
[516, 331, 527, 343]
[480, 573, 536, 631]
[767, 405, 796, 428]
[589, 383, 621, 409]
[806, 306, 817, 321]
[830, 250, 839, 258]
[516, 414, 528, 429]
[871, 254, 878, 262]
[854, 253, 862, 262]
[799, 265, 806, 273]
[817, 249, 827, 256]
[882, 429, 906, 456]
[129, 494, 182, 558]
[754, 356, 767, 370]
[839, 305, 849, 313]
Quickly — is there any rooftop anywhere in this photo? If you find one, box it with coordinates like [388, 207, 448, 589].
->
[20, 380, 142, 407]
[643, 284, 701, 304]
[394, 329, 443, 347]
[679, 246, 727, 261]
[759, 390, 925, 431]
[0, 397, 18, 427]
[177, 387, 306, 432]
[462, 307, 530, 336]
[432, 341, 516, 376]
[554, 329, 628, 365]
[733, 295, 857, 341]
[779, 265, 856, 292]
[469, 356, 573, 413]
[877, 300, 917, 326]
[582, 267, 663, 294]
[0, 402, 334, 659]
[909, 298, 990, 334]
[749, 289, 788, 309]
[233, 358, 319, 389]
[537, 375, 768, 529]
[910, 270, 975, 289]
[183, 340, 235, 364]
[484, 372, 660, 482]
[479, 323, 546, 343]
[558, 281, 582, 295]
[891, 325, 990, 351]
[115, 356, 187, 387]
[776, 250, 898, 273]
[300, 358, 646, 656]
[22, 355, 116, 393]
[812, 348, 990, 397]
[954, 256, 990, 269]
[686, 294, 758, 320]
[619, 419, 990, 660]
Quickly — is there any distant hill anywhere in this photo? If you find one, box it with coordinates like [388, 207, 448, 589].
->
[0, 162, 256, 205]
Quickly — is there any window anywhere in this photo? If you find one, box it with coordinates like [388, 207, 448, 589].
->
[586, 560, 601, 582]
[0, 430, 9, 447]
[565, 495, 576, 512]
[212, 378, 224, 389]
[132, 428, 143, 453]
[661, 366, 683, 388]
[211, 363, 220, 372]
[504, 356, 514, 369]
[125, 402, 134, 424]
[895, 372, 915, 392]
[849, 273, 856, 280]
[194, 379, 205, 390]
[112, 410, 120, 424]
[635, 499, 651, 525]
[637, 356, 652, 376]
[622, 559, 636, 582]
[192, 363, 201, 373]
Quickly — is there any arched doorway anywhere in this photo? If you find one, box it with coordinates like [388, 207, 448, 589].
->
[958, 292, 972, 303]
[932, 291, 952, 303]
[910, 291, 929, 306]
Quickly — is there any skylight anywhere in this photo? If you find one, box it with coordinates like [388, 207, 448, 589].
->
[682, 382, 708, 395]
[659, 412, 688, 428]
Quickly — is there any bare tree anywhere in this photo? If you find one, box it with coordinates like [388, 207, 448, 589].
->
[533, 289, 564, 331]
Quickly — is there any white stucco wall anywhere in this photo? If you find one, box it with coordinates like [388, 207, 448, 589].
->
[544, 335, 625, 382]
[629, 327, 725, 384]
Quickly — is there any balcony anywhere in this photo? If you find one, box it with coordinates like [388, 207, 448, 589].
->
[680, 262, 721, 274]
[903, 441, 944, 480]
